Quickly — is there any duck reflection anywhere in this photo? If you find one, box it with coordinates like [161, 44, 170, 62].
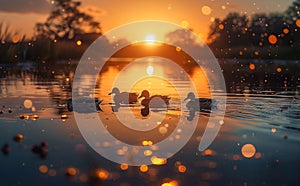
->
[187, 109, 196, 121]
[111, 103, 121, 112]
[67, 98, 103, 112]
[140, 106, 150, 117]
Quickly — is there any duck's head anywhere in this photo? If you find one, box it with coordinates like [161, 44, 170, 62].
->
[108, 87, 120, 95]
[184, 92, 196, 101]
[138, 90, 150, 99]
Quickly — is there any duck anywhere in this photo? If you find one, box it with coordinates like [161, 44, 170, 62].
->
[109, 87, 138, 104]
[67, 98, 103, 112]
[184, 92, 217, 111]
[138, 90, 170, 108]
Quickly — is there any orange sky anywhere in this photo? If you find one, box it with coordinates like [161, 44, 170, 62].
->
[0, 0, 294, 41]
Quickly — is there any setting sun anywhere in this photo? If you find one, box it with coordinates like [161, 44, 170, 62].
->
[0, 0, 299, 185]
[145, 34, 156, 44]
[146, 65, 154, 75]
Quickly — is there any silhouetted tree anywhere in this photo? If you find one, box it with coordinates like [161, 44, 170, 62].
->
[0, 21, 28, 63]
[208, 0, 300, 58]
[248, 13, 268, 46]
[208, 13, 250, 48]
[35, 0, 101, 40]
[284, 0, 300, 46]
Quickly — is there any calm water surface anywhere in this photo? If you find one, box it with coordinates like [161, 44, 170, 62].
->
[0, 60, 299, 186]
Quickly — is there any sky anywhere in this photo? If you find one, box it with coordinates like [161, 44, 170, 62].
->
[0, 0, 295, 41]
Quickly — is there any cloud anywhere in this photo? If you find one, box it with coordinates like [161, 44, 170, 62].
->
[226, 4, 241, 10]
[79, 6, 107, 17]
[0, 0, 51, 14]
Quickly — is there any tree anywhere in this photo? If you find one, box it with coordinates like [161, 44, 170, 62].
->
[284, 0, 300, 46]
[207, 0, 300, 59]
[207, 12, 250, 49]
[35, 0, 101, 40]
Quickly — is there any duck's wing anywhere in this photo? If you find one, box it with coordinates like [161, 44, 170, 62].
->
[129, 93, 138, 100]
[197, 98, 218, 110]
[198, 98, 212, 103]
[162, 96, 171, 104]
[117, 92, 138, 104]
[152, 95, 171, 105]
[149, 95, 170, 107]
[152, 95, 171, 101]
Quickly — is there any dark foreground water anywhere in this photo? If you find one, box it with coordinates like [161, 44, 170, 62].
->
[0, 60, 299, 186]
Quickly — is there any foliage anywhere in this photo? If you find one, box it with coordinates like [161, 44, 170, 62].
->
[35, 0, 101, 40]
[208, 0, 300, 59]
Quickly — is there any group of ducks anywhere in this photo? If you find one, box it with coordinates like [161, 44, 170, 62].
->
[67, 87, 216, 114]
[109, 88, 170, 107]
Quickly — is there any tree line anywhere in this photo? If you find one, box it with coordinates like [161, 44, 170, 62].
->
[0, 0, 101, 63]
[207, 0, 300, 59]
[1, 0, 300, 63]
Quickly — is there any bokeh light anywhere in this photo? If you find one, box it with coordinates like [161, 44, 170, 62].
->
[23, 99, 33, 109]
[218, 24, 224, 30]
[268, 35, 278, 45]
[159, 126, 168, 134]
[241, 144, 256, 158]
[201, 6, 212, 15]
[120, 163, 129, 170]
[296, 19, 300, 28]
[76, 40, 82, 46]
[39, 165, 48, 174]
[249, 64, 256, 70]
[283, 28, 289, 34]
[276, 67, 282, 73]
[140, 165, 148, 172]
[151, 156, 167, 165]
[96, 169, 109, 180]
[65, 167, 78, 176]
[32, 114, 39, 121]
[178, 165, 187, 173]
[12, 35, 20, 43]
[181, 20, 189, 28]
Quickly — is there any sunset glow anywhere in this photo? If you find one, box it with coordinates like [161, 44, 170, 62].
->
[0, 0, 294, 41]
[145, 34, 156, 44]
[146, 65, 154, 75]
[1, 0, 300, 185]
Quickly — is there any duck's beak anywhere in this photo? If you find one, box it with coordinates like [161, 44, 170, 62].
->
[108, 92, 112, 95]
[184, 97, 188, 102]
[138, 95, 142, 99]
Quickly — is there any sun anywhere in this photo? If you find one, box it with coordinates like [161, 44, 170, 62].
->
[145, 34, 156, 44]
[146, 65, 154, 75]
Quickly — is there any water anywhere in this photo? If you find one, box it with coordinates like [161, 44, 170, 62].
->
[0, 60, 299, 186]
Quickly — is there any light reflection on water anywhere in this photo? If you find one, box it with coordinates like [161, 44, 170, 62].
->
[0, 61, 300, 185]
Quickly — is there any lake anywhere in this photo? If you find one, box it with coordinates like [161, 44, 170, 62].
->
[0, 59, 299, 186]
